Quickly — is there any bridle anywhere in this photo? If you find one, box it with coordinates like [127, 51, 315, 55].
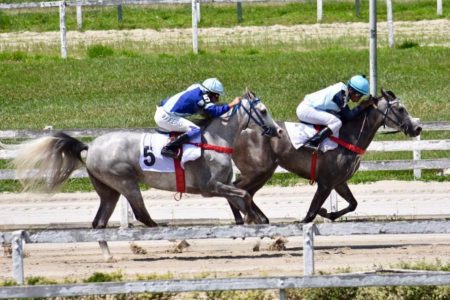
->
[354, 96, 405, 145]
[234, 97, 277, 137]
[372, 97, 408, 134]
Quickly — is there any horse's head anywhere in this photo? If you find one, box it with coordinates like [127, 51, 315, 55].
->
[373, 89, 422, 137]
[238, 89, 283, 138]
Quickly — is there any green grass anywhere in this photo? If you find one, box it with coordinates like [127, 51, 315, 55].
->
[1, 46, 449, 130]
[0, 0, 448, 33]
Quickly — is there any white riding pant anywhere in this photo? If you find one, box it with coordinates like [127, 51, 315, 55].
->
[154, 106, 199, 132]
[296, 101, 342, 136]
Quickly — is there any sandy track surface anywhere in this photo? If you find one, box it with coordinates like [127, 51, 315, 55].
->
[1, 181, 450, 281]
[1, 20, 449, 49]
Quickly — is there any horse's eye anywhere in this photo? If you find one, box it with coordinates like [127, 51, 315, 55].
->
[398, 107, 405, 113]
[260, 108, 267, 115]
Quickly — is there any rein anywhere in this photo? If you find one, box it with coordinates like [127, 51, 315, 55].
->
[240, 98, 276, 136]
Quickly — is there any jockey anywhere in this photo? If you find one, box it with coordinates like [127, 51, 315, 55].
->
[154, 78, 241, 158]
[296, 75, 374, 150]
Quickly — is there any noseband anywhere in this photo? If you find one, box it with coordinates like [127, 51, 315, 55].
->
[238, 98, 276, 137]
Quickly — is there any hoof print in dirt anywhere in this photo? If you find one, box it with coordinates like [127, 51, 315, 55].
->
[268, 236, 288, 251]
[173, 240, 190, 253]
[129, 242, 147, 255]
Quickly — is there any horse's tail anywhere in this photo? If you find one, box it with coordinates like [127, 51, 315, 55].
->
[13, 131, 88, 192]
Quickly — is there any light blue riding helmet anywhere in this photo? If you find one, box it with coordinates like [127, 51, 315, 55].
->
[348, 75, 369, 95]
[202, 78, 225, 95]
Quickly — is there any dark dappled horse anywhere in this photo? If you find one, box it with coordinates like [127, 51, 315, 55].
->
[231, 89, 422, 224]
[12, 91, 281, 258]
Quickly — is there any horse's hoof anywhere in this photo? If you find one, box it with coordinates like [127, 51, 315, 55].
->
[318, 208, 329, 218]
[104, 256, 117, 263]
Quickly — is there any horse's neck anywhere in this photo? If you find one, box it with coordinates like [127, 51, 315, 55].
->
[203, 112, 242, 146]
[340, 108, 385, 150]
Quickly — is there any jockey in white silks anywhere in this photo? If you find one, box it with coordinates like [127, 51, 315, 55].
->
[296, 75, 374, 150]
[154, 78, 241, 158]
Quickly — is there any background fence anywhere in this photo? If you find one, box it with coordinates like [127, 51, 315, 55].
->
[0, 0, 444, 57]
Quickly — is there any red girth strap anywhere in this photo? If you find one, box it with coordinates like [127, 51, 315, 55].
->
[309, 151, 318, 185]
[188, 142, 234, 154]
[169, 133, 186, 195]
[172, 141, 233, 196]
[309, 126, 366, 185]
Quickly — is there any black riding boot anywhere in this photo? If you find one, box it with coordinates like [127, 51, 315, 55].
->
[304, 127, 333, 150]
[161, 132, 191, 159]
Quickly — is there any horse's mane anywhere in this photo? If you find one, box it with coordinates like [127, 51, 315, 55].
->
[199, 88, 257, 131]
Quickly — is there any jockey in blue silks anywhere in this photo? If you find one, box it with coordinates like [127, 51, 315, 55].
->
[296, 75, 374, 150]
[154, 78, 241, 158]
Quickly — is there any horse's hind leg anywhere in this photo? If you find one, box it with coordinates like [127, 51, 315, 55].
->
[89, 172, 121, 262]
[230, 166, 277, 224]
[318, 182, 357, 221]
[301, 184, 332, 223]
[120, 183, 157, 228]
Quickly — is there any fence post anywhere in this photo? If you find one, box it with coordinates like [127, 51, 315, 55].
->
[76, 2, 82, 31]
[236, 2, 243, 23]
[303, 223, 315, 275]
[191, 0, 198, 54]
[386, 0, 394, 48]
[59, 1, 68, 59]
[279, 288, 286, 300]
[316, 0, 323, 22]
[118, 1, 123, 24]
[196, 1, 200, 22]
[329, 190, 338, 213]
[369, 0, 377, 96]
[12, 231, 25, 285]
[437, 0, 443, 16]
[120, 195, 134, 228]
[413, 133, 422, 179]
[355, 0, 360, 17]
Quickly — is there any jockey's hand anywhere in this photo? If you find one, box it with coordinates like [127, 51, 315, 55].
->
[228, 97, 241, 108]
[359, 97, 375, 110]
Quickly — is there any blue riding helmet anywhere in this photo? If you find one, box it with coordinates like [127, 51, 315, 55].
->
[348, 75, 369, 95]
[202, 78, 225, 95]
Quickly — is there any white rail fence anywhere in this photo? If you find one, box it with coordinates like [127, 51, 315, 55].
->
[1, 220, 450, 298]
[1, 0, 443, 56]
[1, 121, 449, 179]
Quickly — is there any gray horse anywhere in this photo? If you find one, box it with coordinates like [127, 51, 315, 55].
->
[231, 89, 422, 224]
[13, 92, 281, 232]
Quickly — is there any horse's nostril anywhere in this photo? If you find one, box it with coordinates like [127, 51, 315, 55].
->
[416, 126, 422, 133]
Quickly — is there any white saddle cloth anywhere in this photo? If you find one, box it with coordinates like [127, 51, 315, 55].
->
[285, 122, 338, 153]
[139, 132, 202, 172]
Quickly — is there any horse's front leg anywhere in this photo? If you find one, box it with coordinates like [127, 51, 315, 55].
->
[318, 182, 357, 221]
[231, 168, 276, 225]
[301, 184, 332, 223]
[209, 182, 262, 224]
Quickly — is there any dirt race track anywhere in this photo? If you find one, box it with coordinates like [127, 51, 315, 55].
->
[1, 181, 450, 282]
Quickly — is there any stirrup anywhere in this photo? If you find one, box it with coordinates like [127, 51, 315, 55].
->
[302, 142, 321, 153]
[161, 147, 181, 159]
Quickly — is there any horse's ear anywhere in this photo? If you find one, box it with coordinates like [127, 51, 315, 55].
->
[381, 88, 391, 100]
[387, 90, 396, 99]
[243, 87, 255, 99]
